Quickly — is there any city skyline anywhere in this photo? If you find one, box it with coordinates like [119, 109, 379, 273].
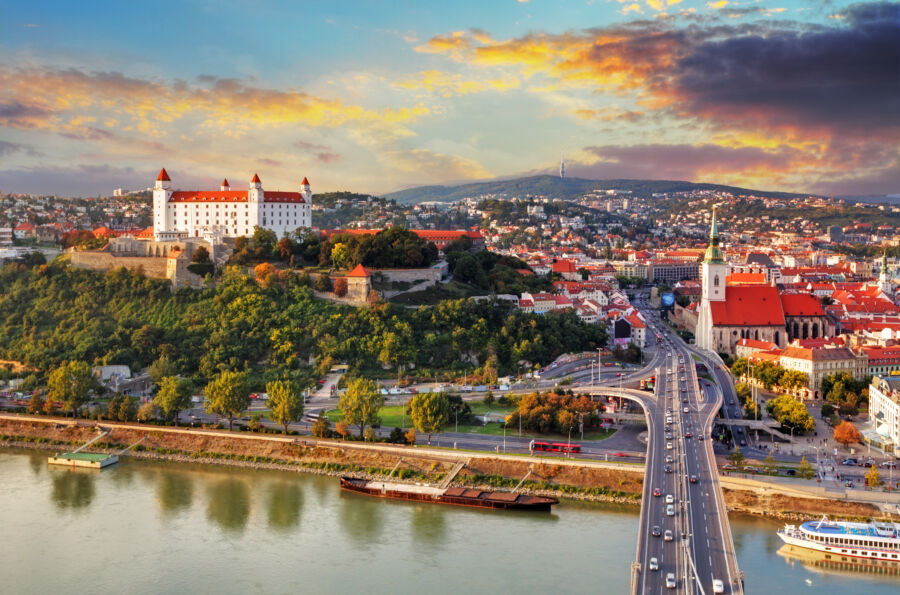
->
[0, 0, 897, 196]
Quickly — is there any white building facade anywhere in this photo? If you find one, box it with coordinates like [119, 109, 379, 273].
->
[869, 376, 900, 452]
[152, 169, 312, 241]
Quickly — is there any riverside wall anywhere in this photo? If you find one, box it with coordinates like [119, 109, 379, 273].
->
[0, 414, 888, 519]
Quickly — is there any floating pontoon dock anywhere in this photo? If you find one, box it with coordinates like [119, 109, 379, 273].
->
[48, 429, 119, 469]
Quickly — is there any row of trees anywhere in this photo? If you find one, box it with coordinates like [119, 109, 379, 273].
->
[505, 391, 600, 435]
[765, 395, 815, 433]
[731, 358, 807, 392]
[821, 372, 871, 416]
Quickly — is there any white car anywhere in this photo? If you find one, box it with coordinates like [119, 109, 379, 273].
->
[666, 504, 675, 516]
[664, 529, 673, 541]
[665, 494, 674, 504]
[712, 579, 724, 593]
[649, 557, 659, 571]
[666, 442, 673, 450]
[683, 407, 689, 413]
[666, 573, 676, 589]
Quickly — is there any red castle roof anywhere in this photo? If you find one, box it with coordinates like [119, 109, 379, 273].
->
[301, 177, 309, 185]
[780, 293, 825, 317]
[251, 173, 261, 183]
[157, 168, 170, 181]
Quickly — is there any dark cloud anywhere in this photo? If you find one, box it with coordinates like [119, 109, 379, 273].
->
[667, 2, 900, 137]
[0, 101, 53, 129]
[577, 143, 802, 183]
[0, 140, 42, 157]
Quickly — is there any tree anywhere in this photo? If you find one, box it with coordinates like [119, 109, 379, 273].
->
[338, 378, 384, 437]
[204, 370, 251, 431]
[407, 392, 450, 444]
[312, 415, 331, 438]
[389, 427, 405, 443]
[136, 401, 157, 422]
[798, 456, 815, 480]
[766, 395, 815, 433]
[866, 465, 882, 488]
[276, 237, 294, 261]
[330, 242, 351, 270]
[728, 447, 745, 471]
[191, 246, 211, 264]
[254, 262, 278, 287]
[821, 402, 835, 418]
[314, 274, 332, 292]
[763, 452, 777, 475]
[833, 420, 862, 446]
[154, 376, 193, 425]
[364, 427, 377, 442]
[48, 360, 94, 418]
[557, 409, 577, 435]
[148, 355, 178, 385]
[266, 380, 305, 435]
[28, 392, 44, 414]
[405, 428, 417, 445]
[119, 395, 137, 421]
[333, 277, 348, 297]
[335, 420, 350, 439]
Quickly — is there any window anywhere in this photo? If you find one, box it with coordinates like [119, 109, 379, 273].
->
[714, 275, 720, 287]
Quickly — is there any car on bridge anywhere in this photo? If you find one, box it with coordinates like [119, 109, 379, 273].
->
[666, 504, 675, 516]
[652, 525, 661, 537]
[666, 573, 676, 589]
[649, 557, 659, 571]
[665, 494, 674, 504]
[664, 529, 673, 541]
[690, 475, 698, 484]
[653, 488, 662, 497]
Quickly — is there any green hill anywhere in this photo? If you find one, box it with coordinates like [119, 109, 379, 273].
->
[383, 175, 812, 204]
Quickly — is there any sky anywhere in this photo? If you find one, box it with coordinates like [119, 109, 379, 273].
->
[0, 0, 897, 197]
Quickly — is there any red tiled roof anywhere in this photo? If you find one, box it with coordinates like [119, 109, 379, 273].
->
[221, 178, 229, 187]
[780, 293, 825, 317]
[347, 264, 370, 278]
[251, 173, 261, 183]
[301, 177, 309, 185]
[709, 285, 785, 326]
[157, 168, 170, 181]
[14, 222, 36, 231]
[736, 338, 779, 350]
[168, 190, 305, 203]
[726, 273, 766, 285]
[552, 260, 577, 273]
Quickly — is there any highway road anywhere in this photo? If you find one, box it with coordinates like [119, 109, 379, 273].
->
[631, 296, 743, 595]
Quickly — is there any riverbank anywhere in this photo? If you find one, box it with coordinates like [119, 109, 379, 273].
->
[0, 415, 643, 505]
[0, 414, 887, 520]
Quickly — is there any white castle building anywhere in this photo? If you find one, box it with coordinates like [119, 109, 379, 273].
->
[152, 168, 312, 241]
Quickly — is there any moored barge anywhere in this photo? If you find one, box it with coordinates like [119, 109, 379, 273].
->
[339, 477, 558, 511]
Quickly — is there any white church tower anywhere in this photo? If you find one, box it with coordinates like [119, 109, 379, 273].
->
[559, 155, 566, 179]
[880, 249, 892, 297]
[696, 206, 728, 351]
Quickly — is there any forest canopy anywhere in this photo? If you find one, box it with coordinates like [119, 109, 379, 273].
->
[0, 262, 607, 389]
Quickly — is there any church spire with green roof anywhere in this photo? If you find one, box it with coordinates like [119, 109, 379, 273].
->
[704, 206, 725, 264]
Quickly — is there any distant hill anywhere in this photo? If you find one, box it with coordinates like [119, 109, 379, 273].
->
[383, 175, 813, 204]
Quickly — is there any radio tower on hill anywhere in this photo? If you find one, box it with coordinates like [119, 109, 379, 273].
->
[559, 154, 566, 179]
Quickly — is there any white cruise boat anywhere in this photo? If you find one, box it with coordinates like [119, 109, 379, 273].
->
[777, 516, 900, 562]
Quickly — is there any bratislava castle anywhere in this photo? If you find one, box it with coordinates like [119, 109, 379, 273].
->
[152, 168, 312, 241]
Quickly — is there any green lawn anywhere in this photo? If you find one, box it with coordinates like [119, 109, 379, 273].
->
[325, 402, 615, 442]
[389, 280, 489, 306]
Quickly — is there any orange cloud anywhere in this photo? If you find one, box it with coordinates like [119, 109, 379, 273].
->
[395, 70, 520, 97]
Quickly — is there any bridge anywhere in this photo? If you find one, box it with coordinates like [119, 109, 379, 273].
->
[581, 310, 743, 593]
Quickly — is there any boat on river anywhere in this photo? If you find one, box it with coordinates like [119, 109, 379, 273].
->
[339, 477, 558, 511]
[777, 516, 900, 563]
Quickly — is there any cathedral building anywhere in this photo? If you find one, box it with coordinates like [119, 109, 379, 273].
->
[152, 168, 312, 241]
[695, 208, 833, 356]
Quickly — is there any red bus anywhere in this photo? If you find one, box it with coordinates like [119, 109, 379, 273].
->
[532, 441, 581, 454]
[551, 442, 581, 454]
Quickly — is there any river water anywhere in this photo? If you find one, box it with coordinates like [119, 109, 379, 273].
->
[1, 448, 897, 594]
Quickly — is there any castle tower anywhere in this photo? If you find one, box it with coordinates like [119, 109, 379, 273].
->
[300, 176, 311, 201]
[220, 178, 230, 191]
[696, 206, 729, 351]
[249, 173, 263, 204]
[153, 168, 173, 238]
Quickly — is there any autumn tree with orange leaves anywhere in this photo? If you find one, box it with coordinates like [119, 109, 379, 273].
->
[833, 420, 861, 446]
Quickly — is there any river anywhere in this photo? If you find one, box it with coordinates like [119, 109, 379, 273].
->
[1, 448, 897, 594]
